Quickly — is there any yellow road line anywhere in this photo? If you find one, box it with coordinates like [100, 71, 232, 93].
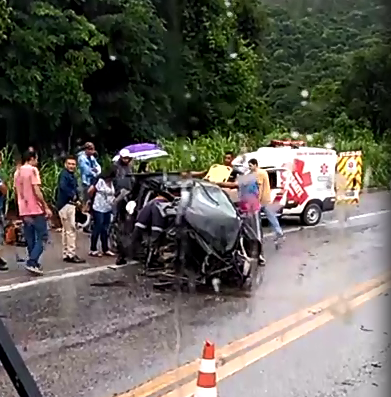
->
[162, 280, 389, 397]
[117, 273, 389, 397]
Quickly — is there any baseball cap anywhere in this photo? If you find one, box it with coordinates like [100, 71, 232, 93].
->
[119, 148, 132, 158]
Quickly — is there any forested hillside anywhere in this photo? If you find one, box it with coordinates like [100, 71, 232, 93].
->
[0, 0, 390, 185]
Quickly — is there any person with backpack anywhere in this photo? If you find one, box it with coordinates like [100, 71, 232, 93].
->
[56, 155, 86, 263]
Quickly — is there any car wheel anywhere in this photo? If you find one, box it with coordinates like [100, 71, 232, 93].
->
[301, 203, 322, 226]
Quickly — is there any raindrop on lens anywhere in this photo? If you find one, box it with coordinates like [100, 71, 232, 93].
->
[229, 52, 238, 59]
[291, 130, 300, 139]
[326, 134, 334, 143]
[300, 89, 309, 98]
[190, 155, 196, 162]
[184, 92, 191, 99]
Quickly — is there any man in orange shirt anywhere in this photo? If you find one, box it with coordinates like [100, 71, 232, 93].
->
[248, 159, 284, 242]
[14, 151, 52, 275]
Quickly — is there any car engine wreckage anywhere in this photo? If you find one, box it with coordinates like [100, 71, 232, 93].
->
[111, 172, 265, 291]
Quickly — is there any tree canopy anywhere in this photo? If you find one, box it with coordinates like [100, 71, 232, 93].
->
[0, 0, 389, 152]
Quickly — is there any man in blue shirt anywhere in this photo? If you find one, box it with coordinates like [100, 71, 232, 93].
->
[56, 155, 86, 263]
[0, 152, 8, 270]
[77, 142, 101, 206]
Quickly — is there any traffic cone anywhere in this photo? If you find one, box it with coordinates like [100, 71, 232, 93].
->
[194, 340, 217, 397]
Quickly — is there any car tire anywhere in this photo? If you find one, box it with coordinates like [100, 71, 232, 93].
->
[300, 202, 322, 226]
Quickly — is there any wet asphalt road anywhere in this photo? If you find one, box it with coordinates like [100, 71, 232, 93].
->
[0, 191, 389, 397]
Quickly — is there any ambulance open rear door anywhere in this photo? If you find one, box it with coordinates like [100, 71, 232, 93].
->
[264, 167, 291, 215]
[336, 150, 363, 204]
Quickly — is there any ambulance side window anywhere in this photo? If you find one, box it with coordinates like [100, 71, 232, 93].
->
[267, 171, 277, 189]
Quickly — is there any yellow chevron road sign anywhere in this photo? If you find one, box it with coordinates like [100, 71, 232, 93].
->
[336, 150, 362, 204]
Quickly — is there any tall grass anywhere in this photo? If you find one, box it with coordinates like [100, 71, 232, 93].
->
[0, 129, 389, 212]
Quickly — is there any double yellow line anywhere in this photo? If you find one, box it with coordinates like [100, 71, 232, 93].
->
[115, 273, 390, 397]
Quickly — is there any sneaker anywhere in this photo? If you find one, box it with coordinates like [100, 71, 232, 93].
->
[64, 255, 86, 264]
[0, 257, 8, 271]
[24, 264, 43, 276]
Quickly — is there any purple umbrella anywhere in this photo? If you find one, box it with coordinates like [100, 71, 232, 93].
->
[112, 143, 168, 162]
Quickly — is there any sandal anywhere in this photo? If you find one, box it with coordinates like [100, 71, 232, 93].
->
[89, 251, 102, 257]
[103, 250, 116, 257]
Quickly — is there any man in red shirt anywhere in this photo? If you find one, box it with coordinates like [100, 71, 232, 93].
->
[14, 151, 52, 275]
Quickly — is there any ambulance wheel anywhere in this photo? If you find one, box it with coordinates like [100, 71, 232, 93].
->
[301, 202, 322, 226]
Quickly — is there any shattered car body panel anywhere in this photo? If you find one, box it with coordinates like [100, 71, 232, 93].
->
[113, 172, 265, 290]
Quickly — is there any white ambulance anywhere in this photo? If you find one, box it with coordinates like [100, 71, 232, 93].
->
[232, 140, 337, 226]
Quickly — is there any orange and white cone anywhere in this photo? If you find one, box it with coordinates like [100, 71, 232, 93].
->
[194, 340, 217, 397]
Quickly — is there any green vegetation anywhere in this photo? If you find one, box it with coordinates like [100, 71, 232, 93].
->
[0, 0, 390, 207]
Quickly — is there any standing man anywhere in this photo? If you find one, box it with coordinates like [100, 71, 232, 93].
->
[223, 151, 242, 182]
[248, 158, 284, 242]
[0, 152, 8, 271]
[77, 142, 101, 207]
[113, 148, 134, 193]
[190, 150, 242, 182]
[56, 155, 86, 263]
[14, 150, 52, 275]
[111, 149, 134, 266]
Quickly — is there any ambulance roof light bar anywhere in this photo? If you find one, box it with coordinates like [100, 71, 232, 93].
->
[269, 139, 305, 148]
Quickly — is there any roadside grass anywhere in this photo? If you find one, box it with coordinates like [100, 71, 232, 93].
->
[1, 131, 389, 211]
